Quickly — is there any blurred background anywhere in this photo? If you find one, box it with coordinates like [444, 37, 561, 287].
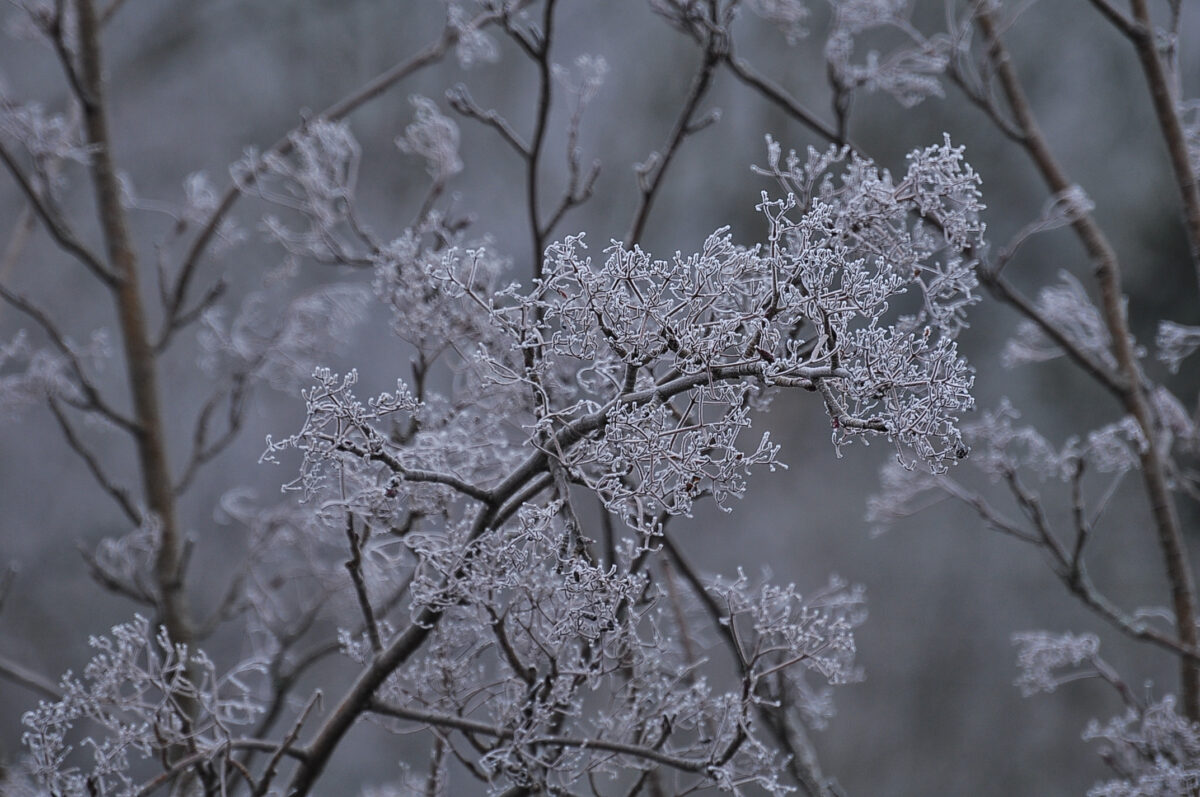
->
[1, 1, 1199, 793]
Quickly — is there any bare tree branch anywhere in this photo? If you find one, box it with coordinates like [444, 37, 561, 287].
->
[0, 141, 115, 285]
[975, 5, 1200, 719]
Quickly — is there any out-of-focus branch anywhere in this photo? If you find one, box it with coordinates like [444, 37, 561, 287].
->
[975, 269, 1125, 397]
[448, 85, 529, 156]
[0, 653, 62, 701]
[938, 468, 1200, 665]
[0, 205, 35, 293]
[974, 5, 1200, 718]
[1124, 0, 1200, 288]
[99, 0, 132, 25]
[0, 142, 115, 285]
[77, 0, 194, 653]
[0, 283, 140, 433]
[514, 0, 557, 278]
[1085, 0, 1136, 37]
[47, 397, 141, 526]
[721, 51, 842, 148]
[173, 371, 249, 495]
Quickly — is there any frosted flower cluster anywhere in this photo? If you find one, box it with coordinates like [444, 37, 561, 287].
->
[1085, 696, 1200, 797]
[1157, 320, 1200, 374]
[21, 616, 263, 797]
[235, 120, 372, 265]
[0, 328, 112, 421]
[1012, 630, 1101, 697]
[275, 135, 982, 558]
[1013, 633, 1200, 797]
[247, 130, 980, 792]
[396, 95, 463, 182]
[0, 84, 90, 170]
[1002, 271, 1116, 369]
[368, 502, 866, 794]
[824, 0, 950, 108]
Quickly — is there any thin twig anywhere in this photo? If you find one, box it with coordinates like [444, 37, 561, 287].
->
[344, 514, 382, 653]
[0, 653, 62, 700]
[47, 397, 141, 526]
[1124, 0, 1200, 288]
[626, 32, 721, 246]
[249, 691, 321, 797]
[0, 142, 114, 285]
[721, 53, 842, 147]
[1085, 0, 1137, 37]
[133, 739, 309, 797]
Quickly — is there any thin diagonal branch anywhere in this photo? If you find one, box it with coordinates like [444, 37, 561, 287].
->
[721, 52, 842, 148]
[47, 397, 141, 526]
[249, 691, 321, 797]
[344, 514, 382, 653]
[627, 31, 721, 246]
[0, 653, 62, 700]
[1085, 0, 1136, 36]
[0, 282, 140, 433]
[0, 141, 114, 285]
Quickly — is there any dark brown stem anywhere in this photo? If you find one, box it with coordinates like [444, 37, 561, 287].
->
[975, 6, 1199, 719]
[77, 0, 194, 651]
[721, 52, 841, 147]
[48, 397, 140, 526]
[285, 604, 440, 795]
[1125, 0, 1200, 288]
[526, 0, 557, 280]
[344, 514, 382, 653]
